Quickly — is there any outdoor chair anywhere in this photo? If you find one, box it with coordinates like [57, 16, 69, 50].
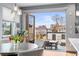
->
[43, 41, 52, 49]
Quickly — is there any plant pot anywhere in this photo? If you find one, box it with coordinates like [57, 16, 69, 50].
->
[11, 40, 20, 51]
[16, 41, 20, 51]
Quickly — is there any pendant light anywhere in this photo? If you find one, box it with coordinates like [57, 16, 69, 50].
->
[76, 11, 79, 16]
[18, 9, 22, 15]
[14, 3, 18, 11]
[14, 3, 22, 15]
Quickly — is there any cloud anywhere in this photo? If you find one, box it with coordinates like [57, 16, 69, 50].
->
[43, 16, 52, 21]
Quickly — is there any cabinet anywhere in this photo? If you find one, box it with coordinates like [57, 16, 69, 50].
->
[75, 4, 79, 33]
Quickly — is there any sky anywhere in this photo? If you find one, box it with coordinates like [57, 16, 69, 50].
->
[31, 12, 66, 28]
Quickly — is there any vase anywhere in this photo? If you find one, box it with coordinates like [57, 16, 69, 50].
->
[11, 40, 16, 50]
[16, 41, 20, 51]
[11, 40, 20, 51]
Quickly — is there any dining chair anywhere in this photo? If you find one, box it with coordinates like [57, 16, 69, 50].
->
[43, 41, 52, 49]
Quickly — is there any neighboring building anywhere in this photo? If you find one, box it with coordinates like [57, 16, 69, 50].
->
[47, 23, 66, 45]
[50, 23, 66, 32]
[35, 25, 47, 40]
[35, 25, 47, 35]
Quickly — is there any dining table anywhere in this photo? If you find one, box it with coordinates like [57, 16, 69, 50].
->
[48, 40, 58, 50]
[0, 42, 38, 56]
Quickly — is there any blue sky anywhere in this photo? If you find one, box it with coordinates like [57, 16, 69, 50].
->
[32, 12, 66, 28]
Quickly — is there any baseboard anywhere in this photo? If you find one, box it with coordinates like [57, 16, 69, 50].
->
[66, 50, 77, 56]
[66, 50, 77, 53]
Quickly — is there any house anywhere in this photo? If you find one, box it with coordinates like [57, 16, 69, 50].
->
[50, 23, 66, 32]
[35, 25, 47, 40]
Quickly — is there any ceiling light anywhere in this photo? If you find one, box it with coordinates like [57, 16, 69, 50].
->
[12, 3, 22, 16]
[11, 12, 16, 18]
[18, 9, 22, 15]
[14, 4, 18, 11]
[76, 11, 79, 16]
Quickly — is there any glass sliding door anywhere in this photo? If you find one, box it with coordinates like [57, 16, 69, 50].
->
[28, 15, 35, 43]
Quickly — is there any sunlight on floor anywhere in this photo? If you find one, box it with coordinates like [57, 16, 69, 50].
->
[42, 50, 76, 56]
[42, 45, 76, 56]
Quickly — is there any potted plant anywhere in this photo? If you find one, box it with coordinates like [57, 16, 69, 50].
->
[10, 35, 23, 43]
[9, 35, 21, 50]
[9, 30, 28, 43]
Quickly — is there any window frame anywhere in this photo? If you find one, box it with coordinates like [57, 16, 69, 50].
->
[2, 20, 14, 38]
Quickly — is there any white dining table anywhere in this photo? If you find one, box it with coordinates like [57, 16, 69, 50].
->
[0, 42, 38, 56]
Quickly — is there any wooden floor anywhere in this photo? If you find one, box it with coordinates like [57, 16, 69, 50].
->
[42, 50, 76, 56]
[0, 50, 76, 56]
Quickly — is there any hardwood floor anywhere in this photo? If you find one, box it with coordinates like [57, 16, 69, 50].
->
[0, 50, 76, 56]
[42, 50, 76, 56]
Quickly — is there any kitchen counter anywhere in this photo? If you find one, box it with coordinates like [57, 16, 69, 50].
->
[69, 38, 79, 56]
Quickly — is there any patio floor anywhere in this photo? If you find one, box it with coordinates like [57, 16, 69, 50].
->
[42, 45, 76, 56]
[42, 50, 76, 56]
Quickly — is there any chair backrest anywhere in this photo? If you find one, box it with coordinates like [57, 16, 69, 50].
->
[18, 48, 44, 56]
[43, 41, 50, 47]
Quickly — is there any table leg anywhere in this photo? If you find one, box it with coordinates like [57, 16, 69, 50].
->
[51, 46, 52, 50]
[55, 43, 58, 50]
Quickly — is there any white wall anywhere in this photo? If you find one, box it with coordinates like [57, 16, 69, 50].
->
[66, 4, 77, 51]
[0, 4, 22, 42]
[22, 12, 27, 31]
[0, 6, 2, 40]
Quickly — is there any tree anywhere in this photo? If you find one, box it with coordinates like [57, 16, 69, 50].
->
[51, 15, 64, 32]
[52, 15, 64, 25]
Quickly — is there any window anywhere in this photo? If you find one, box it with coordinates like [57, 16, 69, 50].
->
[62, 34, 65, 39]
[2, 7, 20, 36]
[52, 34, 56, 40]
[2, 21, 12, 35]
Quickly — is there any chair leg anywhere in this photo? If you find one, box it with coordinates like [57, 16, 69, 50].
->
[55, 44, 58, 50]
[51, 47, 52, 50]
[44, 46, 46, 49]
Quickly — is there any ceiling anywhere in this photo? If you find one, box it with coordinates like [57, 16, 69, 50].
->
[0, 3, 53, 10]
[0, 3, 64, 10]
[17, 3, 53, 7]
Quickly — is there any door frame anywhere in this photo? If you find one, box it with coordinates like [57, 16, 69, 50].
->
[23, 5, 68, 43]
[28, 15, 35, 43]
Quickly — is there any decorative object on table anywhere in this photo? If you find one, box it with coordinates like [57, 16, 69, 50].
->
[9, 35, 23, 50]
[9, 30, 29, 43]
[10, 35, 23, 43]
[9, 30, 28, 50]
[17, 30, 29, 42]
